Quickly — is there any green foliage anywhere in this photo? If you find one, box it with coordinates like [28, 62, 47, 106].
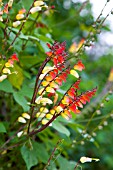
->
[21, 144, 38, 170]
[0, 122, 7, 133]
[0, 0, 113, 170]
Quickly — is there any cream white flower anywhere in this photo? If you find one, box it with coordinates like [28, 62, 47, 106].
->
[8, 0, 13, 7]
[0, 75, 7, 82]
[18, 117, 26, 123]
[13, 21, 21, 27]
[80, 156, 100, 163]
[30, 6, 41, 14]
[17, 131, 23, 137]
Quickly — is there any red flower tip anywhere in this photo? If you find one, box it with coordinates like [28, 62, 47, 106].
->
[46, 51, 52, 57]
[46, 43, 51, 49]
[11, 53, 19, 61]
[51, 5, 55, 9]
[74, 60, 85, 71]
[4, 4, 9, 14]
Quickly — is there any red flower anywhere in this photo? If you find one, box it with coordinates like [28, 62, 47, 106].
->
[11, 53, 19, 61]
[4, 4, 9, 14]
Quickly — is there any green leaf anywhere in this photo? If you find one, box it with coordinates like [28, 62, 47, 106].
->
[0, 122, 7, 133]
[0, 79, 14, 93]
[13, 91, 29, 111]
[0, 28, 4, 38]
[33, 142, 49, 163]
[0, 22, 5, 29]
[57, 156, 76, 170]
[20, 55, 44, 69]
[20, 81, 33, 99]
[8, 64, 24, 90]
[19, 33, 28, 40]
[27, 35, 39, 42]
[22, 0, 33, 10]
[21, 145, 38, 170]
[52, 121, 70, 137]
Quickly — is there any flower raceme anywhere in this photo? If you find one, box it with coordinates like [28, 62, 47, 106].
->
[36, 42, 96, 121]
[18, 42, 97, 137]
[17, 41, 97, 136]
[0, 53, 19, 82]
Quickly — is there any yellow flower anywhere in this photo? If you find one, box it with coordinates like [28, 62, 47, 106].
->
[61, 112, 70, 120]
[16, 14, 24, 20]
[40, 107, 48, 113]
[70, 70, 79, 78]
[46, 114, 53, 119]
[36, 112, 45, 118]
[42, 119, 49, 125]
[2, 68, 11, 74]
[50, 82, 59, 89]
[34, 1, 44, 7]
[46, 87, 55, 93]
[50, 109, 55, 115]
[5, 62, 13, 67]
[22, 113, 30, 119]
[42, 81, 49, 86]
[38, 88, 45, 95]
[55, 106, 63, 113]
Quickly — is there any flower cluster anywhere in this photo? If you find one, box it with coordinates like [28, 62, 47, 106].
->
[0, 53, 19, 82]
[12, 0, 48, 27]
[13, 8, 26, 27]
[17, 41, 97, 136]
[0, 0, 13, 21]
[30, 0, 48, 14]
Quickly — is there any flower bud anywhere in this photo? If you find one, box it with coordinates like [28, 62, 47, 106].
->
[30, 6, 41, 14]
[34, 1, 44, 7]
[8, 0, 13, 7]
[13, 21, 21, 27]
[16, 14, 24, 20]
[0, 75, 7, 82]
[2, 68, 11, 74]
[0, 15, 3, 22]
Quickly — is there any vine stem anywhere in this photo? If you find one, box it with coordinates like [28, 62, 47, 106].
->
[43, 139, 62, 170]
[74, 160, 80, 170]
[27, 57, 51, 134]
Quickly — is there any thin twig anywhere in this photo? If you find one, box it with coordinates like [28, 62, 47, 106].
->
[43, 139, 63, 170]
[74, 160, 80, 170]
